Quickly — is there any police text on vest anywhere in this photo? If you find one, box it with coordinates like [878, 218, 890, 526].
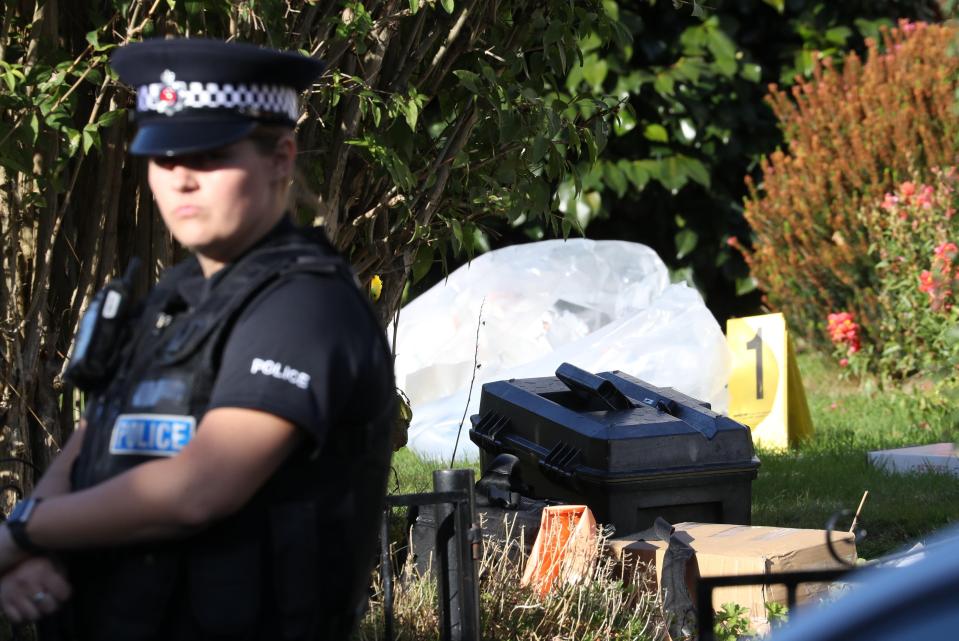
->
[109, 414, 196, 457]
[250, 358, 311, 389]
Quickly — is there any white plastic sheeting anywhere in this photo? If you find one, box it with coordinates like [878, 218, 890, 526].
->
[389, 238, 730, 461]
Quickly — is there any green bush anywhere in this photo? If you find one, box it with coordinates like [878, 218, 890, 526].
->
[536, 0, 943, 323]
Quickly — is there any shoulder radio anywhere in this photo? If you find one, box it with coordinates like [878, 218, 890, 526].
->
[64, 258, 141, 392]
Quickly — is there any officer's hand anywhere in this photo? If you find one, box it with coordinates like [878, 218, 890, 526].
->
[0, 556, 71, 623]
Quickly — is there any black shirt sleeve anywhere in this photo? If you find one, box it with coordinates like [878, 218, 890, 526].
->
[206, 272, 393, 447]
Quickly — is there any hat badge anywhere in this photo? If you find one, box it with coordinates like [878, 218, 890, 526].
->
[157, 69, 182, 115]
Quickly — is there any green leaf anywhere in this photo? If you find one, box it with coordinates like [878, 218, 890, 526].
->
[408, 0, 419, 14]
[81, 124, 99, 154]
[825, 26, 852, 47]
[705, 28, 736, 62]
[741, 63, 762, 83]
[705, 28, 737, 76]
[681, 156, 710, 188]
[762, 0, 784, 13]
[554, 42, 568, 76]
[96, 109, 126, 128]
[673, 57, 704, 83]
[643, 123, 669, 143]
[412, 244, 433, 283]
[657, 156, 689, 192]
[85, 28, 115, 52]
[653, 73, 675, 96]
[675, 229, 698, 259]
[603, 161, 628, 197]
[680, 25, 708, 52]
[622, 160, 650, 191]
[613, 107, 636, 136]
[86, 29, 100, 50]
[735, 276, 758, 295]
[441, 0, 454, 14]
[404, 100, 419, 130]
[471, 226, 490, 253]
[794, 49, 815, 77]
[453, 70, 480, 93]
[28, 113, 39, 144]
[591, 118, 607, 158]
[530, 135, 548, 164]
[581, 57, 608, 88]
[66, 128, 81, 156]
[451, 219, 463, 251]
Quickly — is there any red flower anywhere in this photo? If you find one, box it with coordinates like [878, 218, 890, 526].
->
[827, 311, 862, 357]
[919, 270, 935, 294]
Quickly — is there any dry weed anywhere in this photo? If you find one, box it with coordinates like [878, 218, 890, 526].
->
[356, 518, 669, 641]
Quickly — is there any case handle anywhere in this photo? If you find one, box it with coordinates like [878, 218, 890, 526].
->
[555, 363, 633, 411]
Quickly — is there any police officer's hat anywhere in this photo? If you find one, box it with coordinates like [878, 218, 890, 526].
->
[111, 38, 325, 157]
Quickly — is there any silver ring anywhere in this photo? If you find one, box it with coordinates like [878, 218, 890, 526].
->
[31, 591, 48, 603]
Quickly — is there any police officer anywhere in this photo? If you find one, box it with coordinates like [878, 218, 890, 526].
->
[0, 38, 395, 641]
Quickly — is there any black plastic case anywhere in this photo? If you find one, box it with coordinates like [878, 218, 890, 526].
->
[468, 363, 761, 536]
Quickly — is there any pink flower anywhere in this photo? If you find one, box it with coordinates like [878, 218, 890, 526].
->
[934, 242, 958, 261]
[900, 181, 917, 198]
[839, 358, 849, 368]
[881, 193, 899, 212]
[917, 185, 935, 209]
[827, 312, 861, 354]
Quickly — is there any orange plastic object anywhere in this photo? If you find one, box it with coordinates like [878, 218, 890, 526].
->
[520, 505, 598, 597]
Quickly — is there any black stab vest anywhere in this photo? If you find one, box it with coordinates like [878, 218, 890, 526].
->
[61, 228, 395, 641]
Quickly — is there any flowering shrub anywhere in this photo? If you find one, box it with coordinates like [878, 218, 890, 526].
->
[827, 312, 862, 355]
[859, 169, 959, 380]
[919, 242, 959, 311]
[740, 19, 959, 346]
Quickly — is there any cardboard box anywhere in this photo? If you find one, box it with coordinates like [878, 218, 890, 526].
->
[609, 522, 856, 621]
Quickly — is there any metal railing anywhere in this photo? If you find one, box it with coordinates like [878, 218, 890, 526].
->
[381, 469, 481, 641]
[696, 568, 850, 640]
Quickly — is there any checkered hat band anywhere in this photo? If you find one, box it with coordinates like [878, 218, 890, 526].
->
[137, 81, 299, 120]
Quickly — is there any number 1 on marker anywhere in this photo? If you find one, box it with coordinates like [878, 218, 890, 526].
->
[746, 329, 763, 400]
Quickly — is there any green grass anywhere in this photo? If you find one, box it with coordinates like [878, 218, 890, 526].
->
[752, 351, 959, 559]
[389, 351, 959, 560]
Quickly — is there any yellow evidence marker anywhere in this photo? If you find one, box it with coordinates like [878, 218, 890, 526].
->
[726, 313, 814, 449]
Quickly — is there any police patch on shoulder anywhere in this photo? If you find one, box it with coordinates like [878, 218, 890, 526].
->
[109, 414, 196, 457]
